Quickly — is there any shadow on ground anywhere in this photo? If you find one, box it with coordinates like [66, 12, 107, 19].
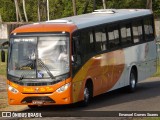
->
[21, 78, 160, 114]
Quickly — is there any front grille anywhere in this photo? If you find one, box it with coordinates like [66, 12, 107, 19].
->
[21, 96, 55, 103]
[20, 82, 55, 86]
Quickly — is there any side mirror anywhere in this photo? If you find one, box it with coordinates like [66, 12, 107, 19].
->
[71, 55, 81, 67]
[71, 55, 77, 64]
[1, 49, 5, 62]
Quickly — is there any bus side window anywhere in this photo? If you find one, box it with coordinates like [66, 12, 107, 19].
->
[144, 17, 154, 41]
[132, 20, 143, 43]
[120, 23, 132, 46]
[72, 34, 82, 66]
[95, 28, 107, 52]
[81, 30, 94, 61]
[108, 25, 120, 49]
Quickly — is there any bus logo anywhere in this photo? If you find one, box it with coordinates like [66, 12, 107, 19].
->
[35, 88, 39, 92]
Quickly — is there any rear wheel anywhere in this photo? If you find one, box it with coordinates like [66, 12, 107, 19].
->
[128, 69, 137, 92]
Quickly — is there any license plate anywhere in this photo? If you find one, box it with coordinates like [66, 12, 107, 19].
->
[32, 100, 44, 105]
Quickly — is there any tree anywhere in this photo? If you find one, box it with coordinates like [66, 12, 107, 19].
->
[93, 0, 96, 11]
[38, 0, 47, 21]
[72, 0, 77, 15]
[0, 0, 160, 22]
[14, 0, 19, 22]
[14, 0, 23, 22]
[46, 0, 49, 20]
[38, 0, 41, 21]
[102, 0, 106, 9]
[83, 0, 91, 14]
[22, 0, 28, 22]
[0, 14, 2, 22]
[146, 0, 152, 10]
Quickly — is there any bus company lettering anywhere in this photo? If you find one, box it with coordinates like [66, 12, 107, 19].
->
[23, 88, 34, 92]
[23, 87, 53, 93]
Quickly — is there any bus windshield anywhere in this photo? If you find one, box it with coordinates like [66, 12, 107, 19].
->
[8, 35, 70, 79]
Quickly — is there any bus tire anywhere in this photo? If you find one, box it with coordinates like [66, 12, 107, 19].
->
[28, 105, 38, 109]
[128, 68, 137, 92]
[80, 82, 92, 106]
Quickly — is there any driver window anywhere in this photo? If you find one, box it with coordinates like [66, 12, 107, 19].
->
[72, 32, 82, 66]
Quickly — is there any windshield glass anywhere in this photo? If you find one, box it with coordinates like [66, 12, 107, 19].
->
[8, 35, 70, 79]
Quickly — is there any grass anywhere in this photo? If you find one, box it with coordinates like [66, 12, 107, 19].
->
[153, 65, 160, 77]
[0, 50, 7, 76]
[0, 50, 7, 110]
[133, 117, 160, 120]
[0, 60, 6, 76]
[153, 60, 160, 77]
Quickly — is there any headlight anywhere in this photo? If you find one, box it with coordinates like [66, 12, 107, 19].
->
[8, 85, 19, 94]
[56, 83, 70, 93]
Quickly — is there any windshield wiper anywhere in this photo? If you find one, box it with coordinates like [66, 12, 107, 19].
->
[19, 58, 55, 80]
[37, 58, 55, 79]
[19, 59, 35, 80]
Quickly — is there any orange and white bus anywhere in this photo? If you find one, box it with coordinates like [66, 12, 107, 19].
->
[1, 9, 157, 108]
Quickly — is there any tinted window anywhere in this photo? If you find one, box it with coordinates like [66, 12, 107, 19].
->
[108, 26, 120, 49]
[81, 30, 94, 56]
[144, 17, 154, 41]
[95, 28, 107, 51]
[121, 24, 132, 46]
[132, 20, 143, 43]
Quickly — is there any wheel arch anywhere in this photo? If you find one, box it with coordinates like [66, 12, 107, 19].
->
[85, 78, 93, 98]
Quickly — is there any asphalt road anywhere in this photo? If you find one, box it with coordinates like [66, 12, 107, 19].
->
[21, 77, 160, 111]
[1, 77, 160, 120]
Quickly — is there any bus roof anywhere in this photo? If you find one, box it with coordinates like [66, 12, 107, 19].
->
[58, 9, 152, 29]
[12, 9, 152, 34]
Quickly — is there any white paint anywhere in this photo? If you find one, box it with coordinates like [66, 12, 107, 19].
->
[110, 40, 157, 91]
[57, 9, 152, 29]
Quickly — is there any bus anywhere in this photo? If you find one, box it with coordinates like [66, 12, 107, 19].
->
[1, 9, 157, 108]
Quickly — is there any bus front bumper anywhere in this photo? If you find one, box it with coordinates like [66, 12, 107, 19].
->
[8, 85, 72, 105]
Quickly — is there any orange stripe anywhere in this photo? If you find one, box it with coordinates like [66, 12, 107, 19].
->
[12, 24, 77, 34]
[72, 49, 125, 102]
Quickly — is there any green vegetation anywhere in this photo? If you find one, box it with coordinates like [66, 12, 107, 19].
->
[0, 50, 7, 76]
[153, 59, 160, 77]
[0, 0, 160, 22]
[153, 64, 160, 77]
[0, 61, 6, 76]
[133, 117, 160, 120]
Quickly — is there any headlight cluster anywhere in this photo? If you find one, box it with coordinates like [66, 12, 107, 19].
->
[8, 85, 19, 94]
[56, 83, 70, 93]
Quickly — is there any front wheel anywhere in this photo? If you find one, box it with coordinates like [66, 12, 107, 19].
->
[128, 69, 137, 92]
[28, 105, 38, 109]
[80, 84, 92, 106]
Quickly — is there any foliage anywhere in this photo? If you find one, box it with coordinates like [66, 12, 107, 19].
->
[0, 0, 16, 22]
[0, 0, 160, 22]
[153, 0, 160, 17]
[107, 0, 146, 8]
